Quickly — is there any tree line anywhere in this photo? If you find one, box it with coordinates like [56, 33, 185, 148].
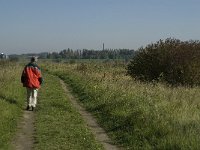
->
[46, 48, 135, 60]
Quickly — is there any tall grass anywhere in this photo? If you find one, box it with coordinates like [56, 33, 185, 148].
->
[44, 61, 200, 149]
[0, 60, 25, 149]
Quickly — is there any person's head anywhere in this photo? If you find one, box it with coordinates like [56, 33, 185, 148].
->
[31, 56, 38, 63]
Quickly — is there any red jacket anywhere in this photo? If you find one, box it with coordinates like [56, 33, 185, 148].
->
[21, 62, 43, 88]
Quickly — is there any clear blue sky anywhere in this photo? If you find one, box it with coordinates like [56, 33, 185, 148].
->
[0, 0, 200, 54]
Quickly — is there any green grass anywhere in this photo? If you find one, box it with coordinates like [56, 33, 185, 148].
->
[0, 61, 25, 149]
[34, 73, 103, 150]
[43, 62, 200, 150]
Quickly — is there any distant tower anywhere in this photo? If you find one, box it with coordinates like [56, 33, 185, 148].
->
[103, 43, 104, 51]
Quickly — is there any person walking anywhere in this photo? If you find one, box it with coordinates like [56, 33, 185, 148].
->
[21, 56, 43, 111]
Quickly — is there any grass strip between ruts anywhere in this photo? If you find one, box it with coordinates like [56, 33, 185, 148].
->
[34, 73, 103, 150]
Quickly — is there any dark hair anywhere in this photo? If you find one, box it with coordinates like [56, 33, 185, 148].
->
[31, 56, 37, 62]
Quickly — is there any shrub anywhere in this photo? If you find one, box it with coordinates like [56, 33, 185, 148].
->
[127, 38, 200, 86]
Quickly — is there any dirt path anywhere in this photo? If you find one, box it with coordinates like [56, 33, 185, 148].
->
[11, 109, 35, 150]
[10, 79, 120, 150]
[60, 79, 121, 150]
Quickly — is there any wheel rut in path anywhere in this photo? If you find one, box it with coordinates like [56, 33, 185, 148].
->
[60, 79, 121, 150]
[11, 109, 35, 150]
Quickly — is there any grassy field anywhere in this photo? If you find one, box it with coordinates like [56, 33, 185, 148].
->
[43, 61, 200, 149]
[0, 61, 25, 149]
[2, 59, 200, 149]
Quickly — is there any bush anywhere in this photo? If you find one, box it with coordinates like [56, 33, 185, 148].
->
[127, 38, 200, 86]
